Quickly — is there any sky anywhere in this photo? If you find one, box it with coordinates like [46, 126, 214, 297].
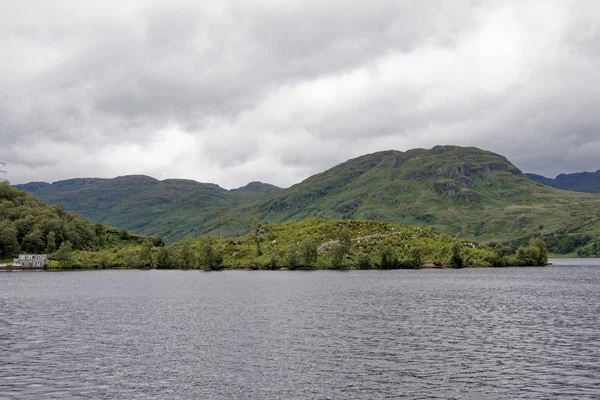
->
[2, 0, 600, 188]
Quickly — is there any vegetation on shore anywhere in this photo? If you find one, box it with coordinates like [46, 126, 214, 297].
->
[0, 177, 551, 269]
[0, 182, 147, 262]
[41, 219, 548, 270]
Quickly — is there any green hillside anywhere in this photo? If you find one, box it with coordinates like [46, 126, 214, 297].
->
[247, 146, 600, 243]
[14, 146, 600, 250]
[15, 175, 271, 241]
[0, 182, 141, 261]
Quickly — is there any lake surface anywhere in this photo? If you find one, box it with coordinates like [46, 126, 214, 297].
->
[1, 262, 600, 399]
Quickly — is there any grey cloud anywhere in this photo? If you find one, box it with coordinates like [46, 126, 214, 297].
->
[2, 0, 600, 187]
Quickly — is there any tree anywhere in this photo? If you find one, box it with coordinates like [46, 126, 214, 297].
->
[515, 245, 538, 265]
[201, 243, 222, 270]
[157, 246, 173, 268]
[329, 227, 352, 269]
[46, 231, 57, 253]
[339, 227, 352, 254]
[358, 253, 371, 269]
[449, 237, 464, 268]
[140, 239, 154, 267]
[269, 254, 279, 269]
[119, 229, 131, 240]
[378, 245, 392, 269]
[0, 226, 20, 258]
[99, 251, 111, 268]
[94, 223, 106, 236]
[286, 246, 298, 269]
[254, 237, 262, 256]
[54, 241, 74, 268]
[22, 228, 44, 253]
[529, 238, 548, 265]
[153, 235, 166, 247]
[494, 243, 510, 257]
[493, 243, 510, 267]
[331, 244, 345, 268]
[179, 242, 192, 269]
[299, 239, 318, 266]
[250, 217, 262, 234]
[410, 247, 423, 268]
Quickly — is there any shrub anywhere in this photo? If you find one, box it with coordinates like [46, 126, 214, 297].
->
[357, 253, 371, 269]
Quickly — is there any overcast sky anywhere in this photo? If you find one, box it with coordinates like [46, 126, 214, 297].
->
[2, 0, 600, 188]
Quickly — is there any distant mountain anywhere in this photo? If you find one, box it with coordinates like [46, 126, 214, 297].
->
[231, 181, 281, 193]
[14, 146, 600, 244]
[13, 176, 275, 241]
[526, 171, 600, 193]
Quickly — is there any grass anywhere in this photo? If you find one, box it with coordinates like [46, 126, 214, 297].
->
[548, 252, 578, 258]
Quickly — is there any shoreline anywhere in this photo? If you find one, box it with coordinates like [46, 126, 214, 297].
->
[1, 263, 554, 272]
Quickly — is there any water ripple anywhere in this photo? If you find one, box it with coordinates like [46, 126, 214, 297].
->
[1, 266, 600, 399]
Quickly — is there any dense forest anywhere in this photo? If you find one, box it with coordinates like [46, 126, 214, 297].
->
[0, 182, 144, 260]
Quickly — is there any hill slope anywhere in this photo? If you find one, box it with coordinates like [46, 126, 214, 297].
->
[245, 146, 600, 242]
[0, 182, 140, 259]
[14, 175, 271, 241]
[14, 146, 600, 244]
[527, 171, 600, 193]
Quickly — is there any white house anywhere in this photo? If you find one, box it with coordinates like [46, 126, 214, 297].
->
[12, 254, 47, 268]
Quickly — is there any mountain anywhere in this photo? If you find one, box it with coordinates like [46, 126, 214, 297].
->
[231, 181, 281, 193]
[14, 146, 600, 245]
[526, 171, 600, 193]
[246, 146, 600, 242]
[14, 175, 273, 241]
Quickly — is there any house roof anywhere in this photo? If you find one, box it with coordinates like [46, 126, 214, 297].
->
[17, 254, 47, 260]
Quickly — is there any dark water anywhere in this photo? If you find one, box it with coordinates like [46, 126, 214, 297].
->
[1, 263, 600, 399]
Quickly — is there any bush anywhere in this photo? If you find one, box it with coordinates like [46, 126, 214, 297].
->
[357, 253, 371, 269]
[513, 238, 548, 266]
[449, 238, 464, 268]
[286, 247, 298, 269]
[299, 240, 318, 266]
[378, 245, 392, 269]
[409, 247, 423, 267]
[331, 244, 345, 268]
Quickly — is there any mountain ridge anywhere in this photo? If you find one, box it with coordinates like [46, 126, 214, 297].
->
[526, 170, 600, 193]
[13, 146, 600, 244]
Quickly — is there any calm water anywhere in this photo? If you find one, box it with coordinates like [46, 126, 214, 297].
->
[1, 262, 600, 399]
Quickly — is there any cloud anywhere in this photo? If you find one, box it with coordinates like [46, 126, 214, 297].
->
[1, 0, 600, 187]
